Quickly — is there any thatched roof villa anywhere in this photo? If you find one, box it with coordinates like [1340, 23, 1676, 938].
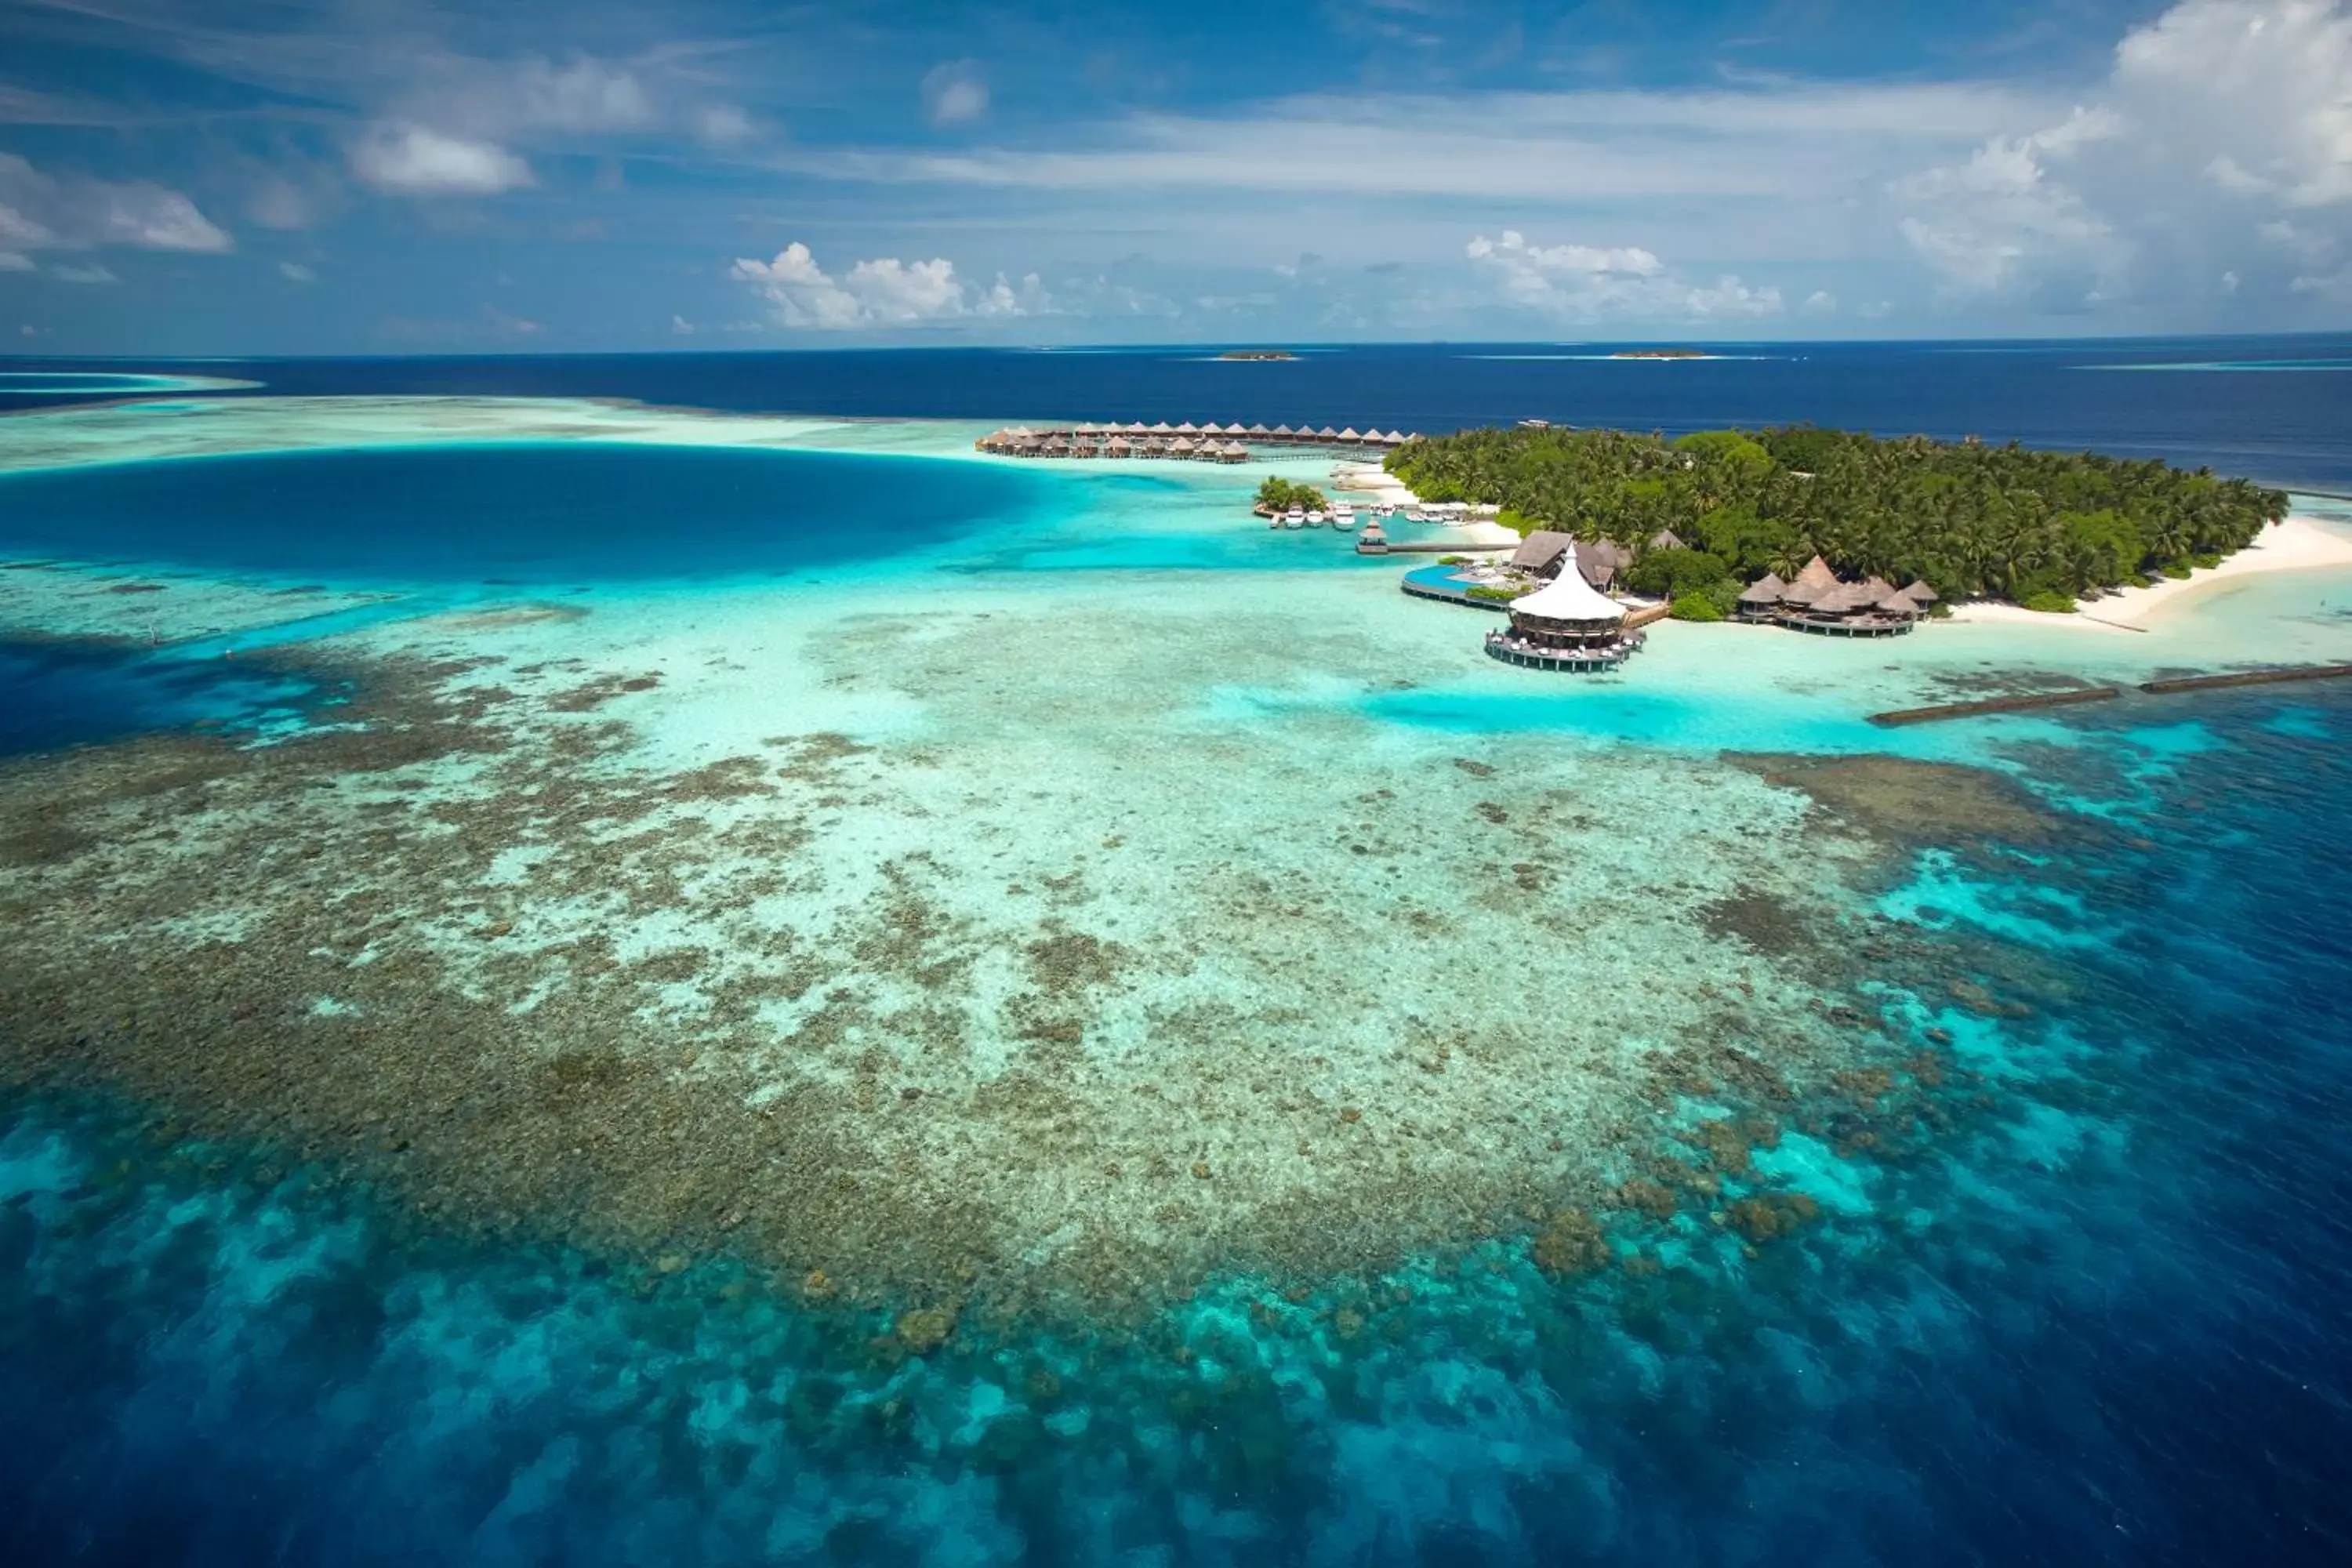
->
[1736, 556, 1935, 635]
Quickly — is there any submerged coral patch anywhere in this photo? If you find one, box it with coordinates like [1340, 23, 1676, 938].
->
[1728, 751, 2074, 853]
[0, 627, 1955, 1313]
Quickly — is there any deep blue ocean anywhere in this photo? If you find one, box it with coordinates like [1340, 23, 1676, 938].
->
[7, 334, 2352, 489]
[3, 341, 2352, 1564]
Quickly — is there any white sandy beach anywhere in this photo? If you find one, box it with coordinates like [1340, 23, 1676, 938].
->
[1327, 459, 1520, 547]
[1945, 514, 2352, 633]
[1328, 459, 1417, 506]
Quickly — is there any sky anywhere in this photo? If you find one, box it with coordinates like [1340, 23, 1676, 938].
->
[1, 0, 2349, 353]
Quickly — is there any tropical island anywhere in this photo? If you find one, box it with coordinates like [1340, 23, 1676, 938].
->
[1384, 423, 2288, 617]
[1217, 349, 1298, 361]
[1612, 348, 1708, 361]
[1254, 475, 1331, 515]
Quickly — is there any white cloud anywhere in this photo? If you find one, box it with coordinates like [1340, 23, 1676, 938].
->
[1465, 229, 1780, 321]
[0, 198, 56, 249]
[731, 241, 1043, 329]
[350, 123, 534, 195]
[922, 61, 991, 128]
[245, 172, 327, 231]
[2257, 216, 2338, 264]
[693, 104, 756, 147]
[0, 154, 230, 253]
[51, 262, 116, 284]
[1802, 289, 1837, 314]
[279, 260, 315, 283]
[0, 250, 34, 271]
[976, 271, 1053, 317]
[1685, 275, 1784, 318]
[784, 80, 2041, 200]
[2111, 0, 2352, 208]
[95, 187, 230, 251]
[1889, 2, 2352, 311]
[2290, 263, 2352, 297]
[507, 58, 655, 133]
[731, 242, 864, 328]
[844, 255, 966, 320]
[672, 314, 696, 335]
[1891, 125, 2122, 296]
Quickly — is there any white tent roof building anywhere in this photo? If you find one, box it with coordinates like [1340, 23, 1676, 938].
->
[1508, 565, 1626, 627]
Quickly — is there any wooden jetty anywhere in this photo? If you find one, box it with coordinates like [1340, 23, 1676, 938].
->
[1623, 601, 1677, 631]
[1868, 662, 2352, 727]
[1361, 539, 1505, 556]
[977, 422, 1418, 461]
[2137, 664, 2352, 695]
[1869, 688, 2125, 728]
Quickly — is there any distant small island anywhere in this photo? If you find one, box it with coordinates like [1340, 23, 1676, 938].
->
[1612, 348, 1708, 361]
[1217, 350, 1298, 361]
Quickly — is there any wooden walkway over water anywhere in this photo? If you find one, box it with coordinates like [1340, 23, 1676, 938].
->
[1363, 539, 1508, 556]
[978, 420, 1420, 460]
[1869, 663, 2352, 726]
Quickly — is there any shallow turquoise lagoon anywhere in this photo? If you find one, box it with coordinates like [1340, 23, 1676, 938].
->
[0, 441, 1067, 586]
[0, 370, 259, 395]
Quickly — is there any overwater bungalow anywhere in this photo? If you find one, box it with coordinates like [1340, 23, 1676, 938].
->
[1486, 559, 1642, 672]
[1779, 554, 1841, 608]
[1737, 556, 1930, 635]
[1104, 435, 1133, 458]
[1356, 521, 1390, 552]
[983, 416, 1409, 460]
[1735, 572, 1787, 621]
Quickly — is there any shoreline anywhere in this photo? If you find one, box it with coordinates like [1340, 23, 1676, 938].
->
[1944, 514, 2352, 633]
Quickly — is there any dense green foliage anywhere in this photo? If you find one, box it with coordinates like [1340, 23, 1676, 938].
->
[1254, 477, 1330, 513]
[1626, 546, 1743, 619]
[1385, 424, 2288, 602]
